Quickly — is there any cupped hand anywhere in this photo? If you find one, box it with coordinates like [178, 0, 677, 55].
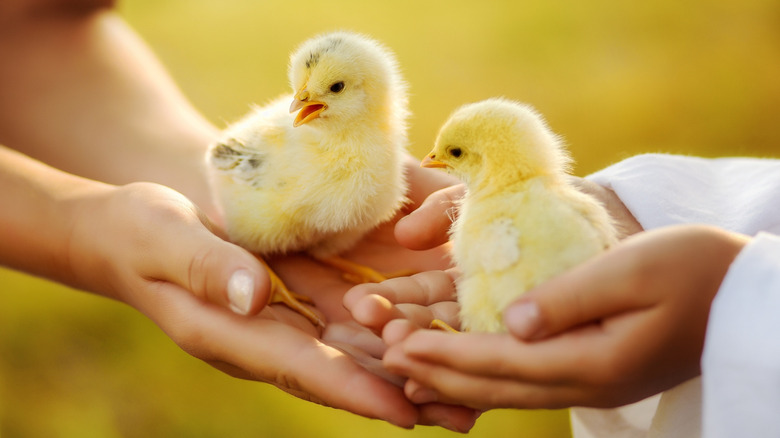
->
[66, 162, 478, 431]
[346, 175, 644, 351]
[379, 225, 749, 410]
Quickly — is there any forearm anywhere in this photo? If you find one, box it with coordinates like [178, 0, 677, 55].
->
[0, 145, 110, 289]
[0, 6, 220, 216]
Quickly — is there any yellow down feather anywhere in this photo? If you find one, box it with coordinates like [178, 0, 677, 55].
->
[424, 98, 617, 332]
[207, 31, 409, 259]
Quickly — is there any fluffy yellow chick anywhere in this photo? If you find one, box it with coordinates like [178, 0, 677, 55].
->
[208, 31, 409, 326]
[422, 98, 617, 333]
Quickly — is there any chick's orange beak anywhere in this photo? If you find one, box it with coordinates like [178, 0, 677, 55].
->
[290, 87, 327, 127]
[420, 154, 449, 169]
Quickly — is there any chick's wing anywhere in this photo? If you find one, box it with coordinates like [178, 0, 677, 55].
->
[209, 137, 269, 187]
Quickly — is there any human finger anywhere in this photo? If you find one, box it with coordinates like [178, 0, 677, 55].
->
[345, 270, 460, 332]
[382, 318, 422, 345]
[503, 235, 658, 341]
[323, 322, 481, 433]
[402, 155, 460, 209]
[147, 204, 272, 316]
[345, 269, 458, 308]
[345, 293, 459, 335]
[322, 320, 388, 359]
[98, 183, 271, 315]
[384, 342, 585, 410]
[417, 403, 481, 433]
[394, 326, 619, 384]
[395, 184, 465, 250]
[139, 280, 421, 428]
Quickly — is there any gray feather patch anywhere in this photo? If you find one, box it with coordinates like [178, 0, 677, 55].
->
[210, 138, 267, 186]
[304, 36, 344, 69]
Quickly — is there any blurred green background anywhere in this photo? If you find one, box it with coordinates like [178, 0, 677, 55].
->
[2, 0, 779, 436]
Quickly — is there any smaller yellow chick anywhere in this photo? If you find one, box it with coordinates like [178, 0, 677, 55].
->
[208, 31, 409, 326]
[422, 98, 617, 333]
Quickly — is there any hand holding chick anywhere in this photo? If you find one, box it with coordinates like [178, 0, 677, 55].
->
[421, 98, 617, 332]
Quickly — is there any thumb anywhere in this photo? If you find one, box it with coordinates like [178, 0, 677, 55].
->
[395, 184, 465, 250]
[189, 238, 272, 316]
[503, 245, 646, 340]
[151, 215, 272, 316]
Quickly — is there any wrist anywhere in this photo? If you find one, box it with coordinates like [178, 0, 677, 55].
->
[0, 146, 115, 291]
[61, 181, 122, 298]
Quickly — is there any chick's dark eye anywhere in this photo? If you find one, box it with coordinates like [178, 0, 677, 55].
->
[330, 81, 345, 93]
[448, 147, 462, 158]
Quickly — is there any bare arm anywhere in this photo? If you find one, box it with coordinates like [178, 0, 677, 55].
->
[0, 4, 478, 429]
[0, 3, 219, 216]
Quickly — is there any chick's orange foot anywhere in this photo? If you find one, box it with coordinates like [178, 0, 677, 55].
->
[430, 319, 461, 333]
[314, 255, 416, 284]
[256, 256, 325, 329]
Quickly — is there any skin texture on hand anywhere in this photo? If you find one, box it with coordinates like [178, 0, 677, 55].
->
[372, 225, 748, 410]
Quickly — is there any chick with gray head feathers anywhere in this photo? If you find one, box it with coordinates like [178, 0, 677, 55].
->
[207, 31, 410, 327]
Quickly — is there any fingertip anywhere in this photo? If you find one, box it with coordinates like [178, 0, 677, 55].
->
[186, 235, 270, 316]
[395, 185, 463, 251]
[343, 282, 377, 310]
[504, 300, 545, 341]
[227, 269, 255, 315]
[382, 343, 409, 374]
[406, 379, 439, 404]
[394, 211, 436, 251]
[350, 293, 403, 332]
[224, 252, 271, 316]
[400, 329, 458, 357]
[383, 319, 420, 345]
[419, 403, 481, 434]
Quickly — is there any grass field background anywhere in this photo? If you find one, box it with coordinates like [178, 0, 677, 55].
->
[2, 0, 779, 436]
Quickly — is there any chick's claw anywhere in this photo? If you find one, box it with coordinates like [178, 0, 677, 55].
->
[269, 283, 325, 329]
[430, 319, 460, 333]
[315, 255, 416, 284]
[257, 256, 325, 329]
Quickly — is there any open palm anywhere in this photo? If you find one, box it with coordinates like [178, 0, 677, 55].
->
[129, 162, 475, 431]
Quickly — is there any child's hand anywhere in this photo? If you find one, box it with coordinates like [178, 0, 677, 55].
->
[345, 177, 644, 365]
[380, 225, 748, 410]
[345, 269, 462, 336]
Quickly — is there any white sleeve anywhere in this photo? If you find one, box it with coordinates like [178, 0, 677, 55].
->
[702, 232, 780, 438]
[587, 153, 780, 234]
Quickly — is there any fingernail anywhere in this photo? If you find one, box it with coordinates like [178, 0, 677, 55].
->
[505, 301, 542, 340]
[227, 269, 255, 315]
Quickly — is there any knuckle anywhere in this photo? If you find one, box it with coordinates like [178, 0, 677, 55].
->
[187, 245, 218, 301]
[120, 182, 197, 226]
